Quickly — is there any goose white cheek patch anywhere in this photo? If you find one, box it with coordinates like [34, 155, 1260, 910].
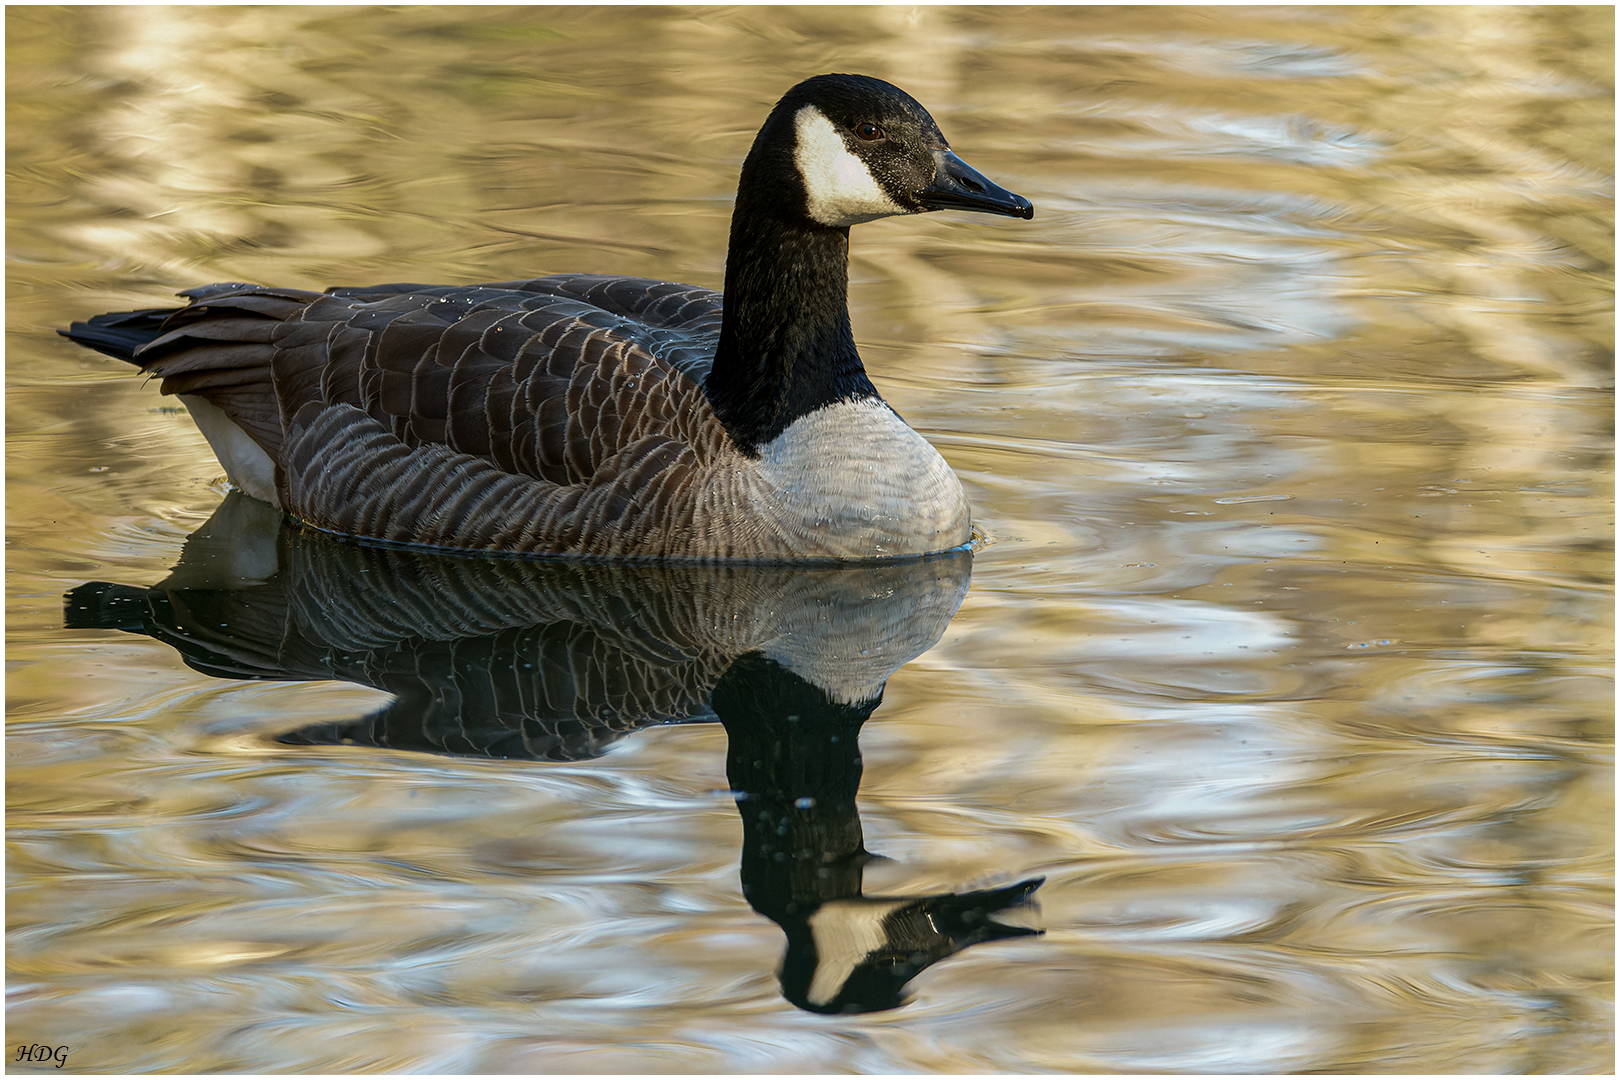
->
[794, 105, 906, 227]
[806, 899, 906, 1007]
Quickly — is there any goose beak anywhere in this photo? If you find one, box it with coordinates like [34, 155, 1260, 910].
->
[918, 149, 1034, 219]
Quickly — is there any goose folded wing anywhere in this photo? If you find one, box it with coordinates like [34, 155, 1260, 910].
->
[133, 276, 725, 492]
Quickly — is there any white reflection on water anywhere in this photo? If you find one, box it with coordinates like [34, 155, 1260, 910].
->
[8, 3, 1611, 1075]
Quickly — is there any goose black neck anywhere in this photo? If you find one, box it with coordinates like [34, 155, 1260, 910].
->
[705, 190, 879, 456]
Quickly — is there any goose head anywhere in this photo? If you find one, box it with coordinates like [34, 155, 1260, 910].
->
[709, 74, 1031, 457]
[742, 73, 1034, 229]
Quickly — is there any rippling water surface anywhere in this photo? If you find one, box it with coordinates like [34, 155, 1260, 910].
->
[8, 6, 1612, 1074]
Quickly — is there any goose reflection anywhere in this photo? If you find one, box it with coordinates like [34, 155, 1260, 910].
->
[65, 494, 1042, 1014]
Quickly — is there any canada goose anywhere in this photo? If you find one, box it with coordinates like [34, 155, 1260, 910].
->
[66, 491, 976, 758]
[65, 497, 1040, 1012]
[61, 74, 1033, 561]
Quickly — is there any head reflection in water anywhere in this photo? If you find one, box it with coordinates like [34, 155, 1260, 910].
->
[66, 494, 1043, 1014]
[717, 652, 1042, 1012]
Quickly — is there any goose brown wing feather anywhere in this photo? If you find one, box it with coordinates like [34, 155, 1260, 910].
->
[123, 286, 326, 456]
[89, 275, 734, 554]
[300, 277, 724, 482]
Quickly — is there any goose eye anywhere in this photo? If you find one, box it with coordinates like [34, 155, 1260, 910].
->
[854, 122, 884, 142]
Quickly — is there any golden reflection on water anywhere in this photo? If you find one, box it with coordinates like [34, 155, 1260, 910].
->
[8, 4, 1613, 1074]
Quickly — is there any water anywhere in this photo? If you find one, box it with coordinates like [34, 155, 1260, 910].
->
[8, 6, 1612, 1073]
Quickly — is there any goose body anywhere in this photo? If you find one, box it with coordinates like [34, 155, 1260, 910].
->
[63, 74, 1032, 561]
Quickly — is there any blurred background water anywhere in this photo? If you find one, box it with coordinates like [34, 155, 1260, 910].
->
[7, 5, 1612, 1073]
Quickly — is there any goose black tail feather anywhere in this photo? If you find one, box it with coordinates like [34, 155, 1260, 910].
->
[63, 580, 151, 633]
[58, 308, 178, 364]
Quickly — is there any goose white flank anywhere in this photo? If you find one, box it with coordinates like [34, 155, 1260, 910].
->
[62, 74, 1033, 561]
